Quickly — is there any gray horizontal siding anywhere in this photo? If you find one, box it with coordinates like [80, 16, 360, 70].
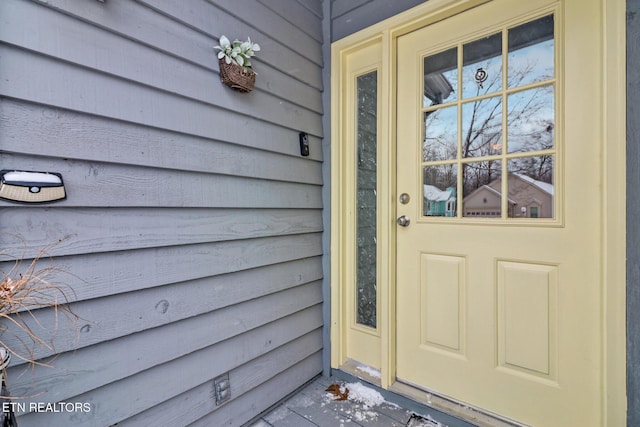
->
[4, 268, 323, 363]
[188, 352, 323, 427]
[0, 43, 322, 141]
[0, 152, 322, 208]
[13, 305, 323, 425]
[9, 304, 322, 407]
[0, 0, 323, 109]
[0, 207, 323, 259]
[0, 99, 323, 175]
[259, 0, 323, 42]
[0, 235, 323, 307]
[331, 0, 427, 41]
[0, 0, 324, 425]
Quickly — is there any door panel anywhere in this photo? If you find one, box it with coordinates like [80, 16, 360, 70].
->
[497, 261, 558, 379]
[396, 1, 603, 425]
[421, 254, 466, 353]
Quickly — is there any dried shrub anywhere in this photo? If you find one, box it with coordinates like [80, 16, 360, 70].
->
[0, 248, 78, 366]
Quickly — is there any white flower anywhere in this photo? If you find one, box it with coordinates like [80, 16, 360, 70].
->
[217, 35, 230, 50]
[248, 37, 260, 53]
[214, 35, 260, 71]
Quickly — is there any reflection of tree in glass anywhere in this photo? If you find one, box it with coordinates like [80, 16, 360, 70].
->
[463, 57, 502, 98]
[423, 55, 554, 190]
[461, 58, 542, 160]
[507, 85, 554, 185]
[423, 107, 457, 161]
[463, 161, 500, 196]
[509, 156, 553, 183]
[462, 96, 502, 159]
[423, 164, 457, 190]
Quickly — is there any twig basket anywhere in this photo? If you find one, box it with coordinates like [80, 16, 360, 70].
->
[219, 59, 255, 93]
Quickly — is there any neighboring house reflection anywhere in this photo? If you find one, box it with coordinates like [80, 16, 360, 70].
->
[423, 173, 553, 218]
[423, 185, 457, 217]
[463, 173, 553, 218]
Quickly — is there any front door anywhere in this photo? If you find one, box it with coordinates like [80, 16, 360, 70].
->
[396, 0, 605, 425]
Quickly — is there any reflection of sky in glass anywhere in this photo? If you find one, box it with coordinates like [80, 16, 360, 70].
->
[424, 39, 554, 158]
[419, 14, 556, 221]
[462, 32, 502, 99]
[507, 85, 554, 153]
[424, 106, 458, 161]
[508, 40, 554, 88]
[462, 58, 502, 99]
[508, 14, 554, 88]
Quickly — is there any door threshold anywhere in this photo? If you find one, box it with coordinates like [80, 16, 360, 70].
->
[338, 359, 383, 387]
[331, 369, 478, 427]
[390, 380, 532, 427]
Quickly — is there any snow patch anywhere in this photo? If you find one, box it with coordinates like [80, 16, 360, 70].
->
[325, 381, 430, 424]
[344, 382, 385, 408]
[324, 381, 389, 423]
[355, 365, 381, 379]
[354, 409, 378, 421]
[2, 171, 62, 185]
[290, 393, 315, 408]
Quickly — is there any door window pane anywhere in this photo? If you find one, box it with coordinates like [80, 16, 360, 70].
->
[423, 165, 458, 217]
[508, 15, 554, 89]
[462, 161, 502, 217]
[462, 96, 503, 158]
[356, 71, 377, 328]
[424, 47, 458, 106]
[424, 106, 458, 161]
[507, 157, 554, 218]
[507, 85, 554, 153]
[462, 32, 502, 99]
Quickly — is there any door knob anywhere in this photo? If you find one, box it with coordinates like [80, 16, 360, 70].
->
[397, 215, 410, 227]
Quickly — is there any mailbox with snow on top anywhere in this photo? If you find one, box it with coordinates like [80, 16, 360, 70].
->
[0, 170, 66, 203]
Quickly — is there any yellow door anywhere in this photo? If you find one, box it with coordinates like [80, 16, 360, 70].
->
[396, 0, 606, 425]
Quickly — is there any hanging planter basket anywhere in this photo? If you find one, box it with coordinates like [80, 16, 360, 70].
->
[219, 59, 255, 93]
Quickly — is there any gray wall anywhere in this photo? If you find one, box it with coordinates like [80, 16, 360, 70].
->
[330, 0, 426, 41]
[0, 0, 323, 425]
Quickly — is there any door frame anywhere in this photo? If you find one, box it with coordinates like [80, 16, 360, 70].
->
[330, 0, 626, 425]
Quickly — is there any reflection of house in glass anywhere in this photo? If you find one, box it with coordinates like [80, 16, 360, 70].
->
[424, 185, 456, 216]
[463, 173, 553, 218]
[424, 73, 455, 105]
